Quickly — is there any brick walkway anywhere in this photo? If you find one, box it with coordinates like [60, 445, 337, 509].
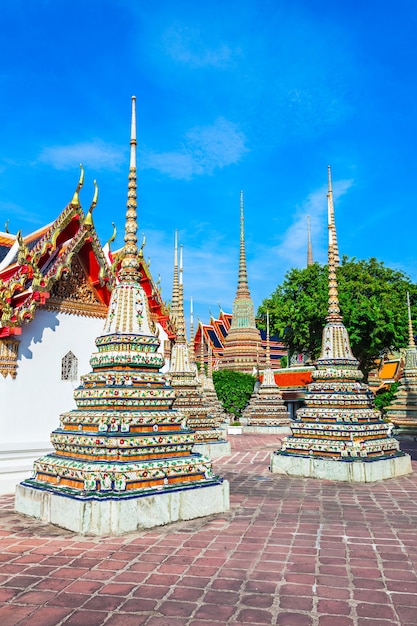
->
[1, 434, 417, 625]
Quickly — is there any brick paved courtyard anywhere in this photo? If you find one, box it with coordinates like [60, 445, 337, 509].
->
[1, 434, 417, 625]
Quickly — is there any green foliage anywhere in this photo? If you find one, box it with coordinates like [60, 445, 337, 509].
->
[258, 257, 417, 380]
[279, 355, 288, 368]
[212, 370, 256, 419]
[374, 381, 400, 413]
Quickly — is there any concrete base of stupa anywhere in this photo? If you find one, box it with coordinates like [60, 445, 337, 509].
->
[193, 440, 231, 458]
[15, 479, 230, 536]
[270, 452, 412, 483]
[244, 425, 291, 435]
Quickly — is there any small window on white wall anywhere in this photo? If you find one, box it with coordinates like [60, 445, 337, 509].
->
[61, 351, 78, 381]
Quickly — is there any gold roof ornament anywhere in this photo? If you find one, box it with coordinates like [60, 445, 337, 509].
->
[84, 180, 98, 229]
[71, 164, 84, 207]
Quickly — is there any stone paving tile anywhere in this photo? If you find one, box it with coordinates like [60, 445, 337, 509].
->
[0, 434, 417, 625]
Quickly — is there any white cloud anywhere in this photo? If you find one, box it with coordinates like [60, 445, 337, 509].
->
[38, 139, 126, 171]
[142, 117, 248, 180]
[163, 24, 234, 68]
[274, 178, 354, 269]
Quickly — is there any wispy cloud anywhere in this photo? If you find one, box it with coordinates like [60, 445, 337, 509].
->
[0, 201, 45, 229]
[37, 140, 126, 171]
[268, 178, 354, 270]
[142, 117, 248, 180]
[163, 23, 235, 68]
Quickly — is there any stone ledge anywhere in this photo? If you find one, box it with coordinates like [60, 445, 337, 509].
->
[270, 452, 413, 482]
[193, 440, 232, 458]
[15, 479, 230, 536]
[244, 425, 291, 435]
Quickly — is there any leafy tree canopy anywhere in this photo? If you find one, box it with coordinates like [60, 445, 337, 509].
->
[258, 257, 417, 379]
[213, 370, 255, 419]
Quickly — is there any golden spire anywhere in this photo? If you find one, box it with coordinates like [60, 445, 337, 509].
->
[326, 171, 342, 324]
[407, 292, 416, 348]
[189, 296, 196, 364]
[171, 230, 179, 329]
[307, 215, 313, 266]
[237, 190, 250, 297]
[119, 96, 140, 281]
[71, 164, 84, 207]
[175, 243, 186, 341]
[327, 165, 340, 267]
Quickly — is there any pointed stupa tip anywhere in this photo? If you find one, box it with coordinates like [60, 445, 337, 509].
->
[119, 97, 140, 280]
[407, 292, 416, 347]
[237, 189, 249, 292]
[266, 309, 271, 367]
[327, 164, 340, 267]
[71, 164, 84, 207]
[326, 167, 342, 323]
[307, 214, 313, 266]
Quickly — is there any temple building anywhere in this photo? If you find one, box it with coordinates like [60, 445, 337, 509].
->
[242, 311, 291, 433]
[270, 168, 412, 482]
[167, 242, 230, 458]
[0, 171, 174, 494]
[218, 191, 262, 373]
[385, 294, 417, 438]
[15, 96, 229, 535]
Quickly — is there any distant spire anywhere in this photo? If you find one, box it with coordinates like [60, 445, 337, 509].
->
[237, 190, 250, 297]
[307, 215, 313, 266]
[327, 165, 340, 267]
[207, 343, 213, 380]
[171, 230, 179, 329]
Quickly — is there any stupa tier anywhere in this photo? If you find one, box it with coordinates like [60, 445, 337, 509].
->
[15, 97, 229, 534]
[270, 167, 412, 482]
[168, 244, 230, 458]
[242, 312, 291, 433]
[386, 294, 417, 438]
[220, 191, 262, 374]
[203, 346, 228, 426]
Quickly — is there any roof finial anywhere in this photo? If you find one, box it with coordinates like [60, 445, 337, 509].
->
[238, 190, 250, 295]
[71, 164, 84, 207]
[84, 180, 98, 229]
[106, 222, 117, 248]
[407, 292, 416, 348]
[326, 167, 342, 323]
[327, 165, 340, 267]
[307, 215, 313, 266]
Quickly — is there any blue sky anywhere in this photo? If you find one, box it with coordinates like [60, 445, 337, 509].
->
[1, 0, 417, 326]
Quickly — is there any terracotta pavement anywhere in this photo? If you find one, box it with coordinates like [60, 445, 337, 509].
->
[1, 434, 417, 626]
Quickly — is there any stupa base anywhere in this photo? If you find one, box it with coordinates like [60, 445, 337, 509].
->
[393, 426, 417, 440]
[270, 452, 412, 482]
[193, 440, 231, 458]
[244, 425, 291, 435]
[15, 479, 229, 536]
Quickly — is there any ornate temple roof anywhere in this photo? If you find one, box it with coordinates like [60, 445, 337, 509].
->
[0, 172, 114, 340]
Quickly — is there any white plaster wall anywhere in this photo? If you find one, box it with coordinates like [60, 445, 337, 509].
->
[0, 309, 170, 447]
[0, 310, 104, 447]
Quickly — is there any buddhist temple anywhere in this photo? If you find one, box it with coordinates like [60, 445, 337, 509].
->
[167, 242, 230, 458]
[219, 191, 263, 374]
[242, 311, 291, 433]
[270, 168, 412, 482]
[385, 294, 417, 438]
[0, 171, 174, 494]
[15, 97, 229, 534]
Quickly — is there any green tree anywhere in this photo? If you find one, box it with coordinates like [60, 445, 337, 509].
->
[374, 381, 400, 414]
[212, 370, 255, 420]
[258, 257, 417, 380]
